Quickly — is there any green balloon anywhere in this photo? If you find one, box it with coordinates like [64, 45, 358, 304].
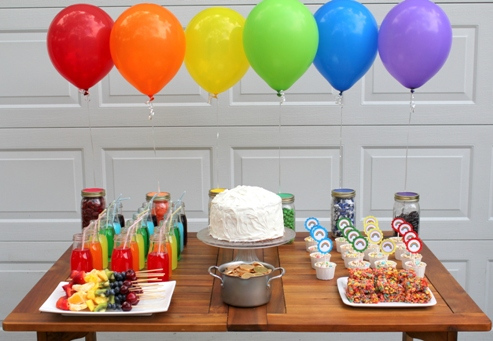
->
[243, 0, 319, 94]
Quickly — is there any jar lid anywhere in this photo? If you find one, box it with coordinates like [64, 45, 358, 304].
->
[278, 192, 294, 203]
[331, 188, 355, 198]
[209, 188, 227, 198]
[146, 191, 170, 202]
[81, 188, 105, 198]
[394, 192, 419, 201]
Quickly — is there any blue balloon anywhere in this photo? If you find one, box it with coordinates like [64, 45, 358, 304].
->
[314, 0, 378, 93]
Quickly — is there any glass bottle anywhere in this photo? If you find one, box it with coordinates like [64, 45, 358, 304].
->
[393, 192, 420, 235]
[208, 188, 227, 225]
[81, 188, 106, 230]
[111, 233, 133, 272]
[147, 233, 170, 282]
[179, 201, 188, 247]
[70, 233, 93, 272]
[331, 188, 356, 237]
[278, 193, 295, 243]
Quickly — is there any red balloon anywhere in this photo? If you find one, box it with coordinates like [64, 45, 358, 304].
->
[47, 4, 114, 94]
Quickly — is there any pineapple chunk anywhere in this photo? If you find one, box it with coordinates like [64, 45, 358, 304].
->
[86, 299, 95, 312]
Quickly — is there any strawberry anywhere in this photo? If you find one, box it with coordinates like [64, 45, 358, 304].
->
[70, 270, 86, 284]
[55, 296, 70, 311]
[62, 282, 75, 297]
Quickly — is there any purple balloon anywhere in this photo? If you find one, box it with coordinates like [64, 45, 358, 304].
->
[378, 0, 452, 90]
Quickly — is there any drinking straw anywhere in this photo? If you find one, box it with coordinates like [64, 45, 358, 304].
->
[124, 209, 149, 249]
[158, 214, 171, 253]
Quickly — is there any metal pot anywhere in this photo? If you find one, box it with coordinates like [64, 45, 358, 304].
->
[208, 261, 285, 307]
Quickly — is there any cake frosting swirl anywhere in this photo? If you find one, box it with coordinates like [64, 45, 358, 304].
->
[208, 185, 284, 242]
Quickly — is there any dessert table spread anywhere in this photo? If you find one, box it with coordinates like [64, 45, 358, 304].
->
[3, 232, 491, 341]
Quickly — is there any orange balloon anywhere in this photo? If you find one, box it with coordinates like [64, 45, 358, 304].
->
[110, 4, 186, 99]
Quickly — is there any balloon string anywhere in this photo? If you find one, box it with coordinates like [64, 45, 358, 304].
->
[214, 96, 220, 189]
[278, 95, 283, 194]
[146, 96, 155, 120]
[336, 92, 344, 188]
[82, 91, 97, 187]
[404, 90, 415, 190]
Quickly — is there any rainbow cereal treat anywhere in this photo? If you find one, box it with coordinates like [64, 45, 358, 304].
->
[345, 268, 432, 304]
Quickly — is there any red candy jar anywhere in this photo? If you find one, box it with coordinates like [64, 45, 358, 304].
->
[81, 188, 106, 230]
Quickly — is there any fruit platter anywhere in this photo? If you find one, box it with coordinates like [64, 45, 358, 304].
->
[39, 269, 175, 316]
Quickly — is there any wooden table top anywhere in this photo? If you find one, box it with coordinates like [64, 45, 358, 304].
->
[3, 232, 491, 340]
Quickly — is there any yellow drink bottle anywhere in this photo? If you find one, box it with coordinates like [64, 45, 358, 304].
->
[98, 231, 108, 269]
[135, 233, 145, 270]
[169, 232, 178, 270]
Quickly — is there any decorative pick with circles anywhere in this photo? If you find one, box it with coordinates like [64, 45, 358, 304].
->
[305, 217, 320, 231]
[337, 217, 352, 231]
[310, 225, 329, 242]
[380, 239, 397, 256]
[403, 230, 418, 244]
[406, 237, 422, 254]
[364, 223, 379, 235]
[398, 222, 413, 236]
[317, 238, 333, 254]
[363, 216, 378, 227]
[391, 217, 405, 234]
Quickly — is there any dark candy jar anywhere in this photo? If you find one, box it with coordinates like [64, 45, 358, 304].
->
[81, 188, 106, 230]
[393, 192, 420, 235]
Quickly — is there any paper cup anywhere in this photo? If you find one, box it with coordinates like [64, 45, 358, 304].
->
[374, 260, 397, 269]
[304, 236, 317, 252]
[314, 261, 336, 280]
[343, 252, 364, 268]
[310, 252, 330, 269]
[394, 245, 407, 261]
[348, 260, 371, 269]
[401, 252, 422, 267]
[335, 237, 348, 252]
[368, 252, 388, 269]
[340, 243, 354, 256]
[363, 244, 380, 261]
[307, 245, 319, 254]
[405, 261, 427, 277]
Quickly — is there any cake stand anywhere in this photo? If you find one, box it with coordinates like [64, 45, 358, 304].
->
[197, 227, 296, 262]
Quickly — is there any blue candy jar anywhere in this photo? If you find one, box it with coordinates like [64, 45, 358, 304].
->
[331, 188, 355, 237]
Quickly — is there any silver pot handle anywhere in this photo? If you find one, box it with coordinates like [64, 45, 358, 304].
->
[208, 265, 224, 286]
[267, 267, 285, 288]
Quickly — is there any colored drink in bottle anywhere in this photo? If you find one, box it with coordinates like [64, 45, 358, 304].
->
[102, 225, 115, 263]
[169, 231, 178, 270]
[180, 212, 188, 247]
[147, 233, 170, 281]
[130, 239, 140, 271]
[147, 251, 170, 281]
[111, 247, 133, 272]
[88, 237, 103, 270]
[166, 238, 172, 278]
[135, 232, 145, 270]
[111, 233, 133, 272]
[176, 219, 184, 255]
[98, 230, 108, 269]
[70, 233, 93, 272]
[172, 225, 181, 261]
[137, 224, 149, 260]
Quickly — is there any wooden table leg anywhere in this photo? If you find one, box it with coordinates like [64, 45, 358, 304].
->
[403, 331, 458, 341]
[37, 331, 97, 341]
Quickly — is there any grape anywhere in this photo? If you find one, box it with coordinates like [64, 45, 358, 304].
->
[126, 292, 139, 305]
[121, 301, 132, 311]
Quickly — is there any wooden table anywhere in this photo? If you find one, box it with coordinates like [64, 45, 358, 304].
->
[3, 232, 491, 341]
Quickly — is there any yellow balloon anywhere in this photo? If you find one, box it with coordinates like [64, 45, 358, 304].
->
[185, 7, 249, 97]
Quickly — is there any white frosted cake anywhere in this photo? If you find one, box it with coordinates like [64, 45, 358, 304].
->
[209, 185, 284, 242]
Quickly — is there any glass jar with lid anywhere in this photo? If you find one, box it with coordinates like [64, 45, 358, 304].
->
[331, 188, 355, 237]
[393, 192, 420, 235]
[81, 188, 106, 230]
[146, 191, 170, 226]
[278, 193, 295, 243]
[208, 188, 227, 225]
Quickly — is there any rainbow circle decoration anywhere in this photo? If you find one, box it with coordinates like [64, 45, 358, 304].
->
[380, 239, 397, 255]
[351, 236, 368, 253]
[406, 238, 423, 253]
[310, 225, 328, 242]
[317, 237, 333, 254]
[337, 217, 353, 231]
[368, 229, 384, 244]
[305, 217, 319, 231]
